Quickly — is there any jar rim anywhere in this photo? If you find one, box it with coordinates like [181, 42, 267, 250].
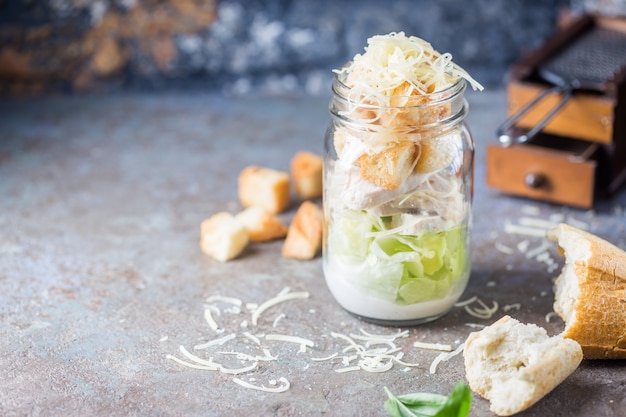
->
[332, 64, 466, 110]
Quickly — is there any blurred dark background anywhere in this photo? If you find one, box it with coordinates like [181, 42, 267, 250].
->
[0, 0, 575, 96]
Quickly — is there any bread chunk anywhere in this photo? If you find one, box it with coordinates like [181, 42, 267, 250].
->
[291, 151, 323, 199]
[238, 166, 290, 214]
[356, 140, 419, 190]
[414, 133, 459, 174]
[200, 212, 249, 262]
[235, 206, 287, 242]
[464, 315, 582, 416]
[282, 201, 324, 260]
[547, 223, 626, 359]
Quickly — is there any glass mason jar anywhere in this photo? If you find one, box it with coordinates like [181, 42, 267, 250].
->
[322, 70, 474, 326]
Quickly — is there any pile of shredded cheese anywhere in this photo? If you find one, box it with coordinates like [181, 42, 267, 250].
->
[335, 32, 483, 104]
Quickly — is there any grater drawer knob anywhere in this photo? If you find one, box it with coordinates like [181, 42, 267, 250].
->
[525, 172, 548, 189]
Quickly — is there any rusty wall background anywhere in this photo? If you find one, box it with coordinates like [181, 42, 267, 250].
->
[0, 0, 570, 96]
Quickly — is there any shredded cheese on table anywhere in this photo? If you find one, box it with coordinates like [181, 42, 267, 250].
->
[413, 341, 452, 352]
[464, 323, 486, 329]
[429, 343, 464, 374]
[465, 303, 498, 320]
[518, 217, 559, 230]
[218, 362, 258, 375]
[178, 345, 219, 368]
[525, 240, 552, 259]
[503, 303, 521, 313]
[251, 288, 310, 325]
[242, 331, 261, 345]
[206, 295, 243, 306]
[495, 242, 514, 255]
[310, 352, 339, 362]
[193, 333, 236, 350]
[265, 334, 315, 352]
[454, 296, 477, 307]
[545, 311, 559, 323]
[504, 222, 548, 237]
[324, 330, 420, 374]
[166, 355, 218, 371]
[232, 377, 291, 393]
[204, 308, 220, 332]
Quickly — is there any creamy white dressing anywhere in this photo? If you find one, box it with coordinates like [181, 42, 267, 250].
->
[324, 260, 463, 321]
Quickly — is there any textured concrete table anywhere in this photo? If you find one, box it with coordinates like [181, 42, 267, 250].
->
[1, 89, 624, 417]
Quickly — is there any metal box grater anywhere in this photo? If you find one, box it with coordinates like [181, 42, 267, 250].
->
[487, 13, 626, 208]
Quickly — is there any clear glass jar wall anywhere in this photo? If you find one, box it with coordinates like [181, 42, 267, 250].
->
[322, 70, 474, 325]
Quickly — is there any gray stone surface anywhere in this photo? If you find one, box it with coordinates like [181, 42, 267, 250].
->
[1, 89, 625, 417]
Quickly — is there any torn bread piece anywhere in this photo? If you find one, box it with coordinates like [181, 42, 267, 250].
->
[547, 223, 626, 359]
[200, 212, 249, 262]
[235, 206, 287, 242]
[291, 151, 323, 199]
[282, 201, 324, 260]
[464, 315, 582, 416]
[238, 166, 290, 214]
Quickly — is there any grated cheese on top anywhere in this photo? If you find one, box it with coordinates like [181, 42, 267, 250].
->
[335, 32, 483, 102]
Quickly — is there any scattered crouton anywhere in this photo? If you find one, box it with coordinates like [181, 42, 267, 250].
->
[282, 201, 324, 260]
[238, 166, 290, 214]
[235, 206, 288, 242]
[291, 151, 323, 199]
[200, 212, 249, 262]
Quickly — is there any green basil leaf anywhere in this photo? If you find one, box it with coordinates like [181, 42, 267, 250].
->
[384, 387, 429, 417]
[383, 382, 472, 417]
[433, 382, 472, 417]
[395, 392, 447, 407]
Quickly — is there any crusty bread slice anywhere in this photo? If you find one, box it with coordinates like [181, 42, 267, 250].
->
[281, 201, 324, 260]
[235, 206, 287, 242]
[547, 223, 626, 359]
[291, 151, 323, 200]
[238, 166, 290, 214]
[464, 315, 582, 416]
[200, 212, 249, 262]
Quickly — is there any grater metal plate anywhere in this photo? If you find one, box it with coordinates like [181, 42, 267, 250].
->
[540, 26, 626, 91]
